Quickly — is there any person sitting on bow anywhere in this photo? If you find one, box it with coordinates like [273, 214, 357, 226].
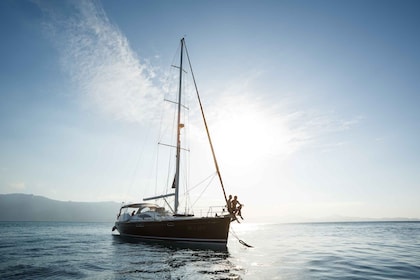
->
[231, 195, 243, 220]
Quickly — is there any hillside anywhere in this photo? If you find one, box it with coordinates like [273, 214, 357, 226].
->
[0, 193, 120, 222]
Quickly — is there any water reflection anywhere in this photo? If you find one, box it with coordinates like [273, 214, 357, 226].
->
[111, 234, 243, 279]
[112, 234, 228, 252]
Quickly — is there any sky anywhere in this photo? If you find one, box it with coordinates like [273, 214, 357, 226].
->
[1, 0, 419, 222]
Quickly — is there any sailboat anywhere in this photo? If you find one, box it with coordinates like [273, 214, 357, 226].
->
[112, 38, 235, 245]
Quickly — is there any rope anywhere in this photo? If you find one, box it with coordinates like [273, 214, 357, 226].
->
[230, 227, 253, 248]
[190, 174, 217, 208]
[184, 40, 229, 207]
[187, 172, 217, 193]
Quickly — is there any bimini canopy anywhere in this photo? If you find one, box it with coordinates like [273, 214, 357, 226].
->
[120, 203, 159, 210]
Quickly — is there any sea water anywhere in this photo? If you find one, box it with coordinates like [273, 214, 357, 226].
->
[0, 221, 419, 279]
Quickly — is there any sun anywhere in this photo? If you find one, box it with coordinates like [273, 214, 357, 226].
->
[212, 113, 267, 166]
[207, 98, 296, 168]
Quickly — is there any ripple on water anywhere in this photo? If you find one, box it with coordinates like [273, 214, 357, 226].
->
[1, 222, 419, 279]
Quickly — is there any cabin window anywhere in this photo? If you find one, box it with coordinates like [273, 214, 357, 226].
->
[138, 213, 152, 219]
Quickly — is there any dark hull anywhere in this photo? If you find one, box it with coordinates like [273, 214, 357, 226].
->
[115, 215, 231, 244]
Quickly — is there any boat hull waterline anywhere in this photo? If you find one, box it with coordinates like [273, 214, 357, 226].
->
[114, 215, 231, 244]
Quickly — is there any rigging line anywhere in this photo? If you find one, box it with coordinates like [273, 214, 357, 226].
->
[166, 109, 180, 189]
[163, 197, 174, 213]
[185, 172, 217, 194]
[183, 172, 216, 212]
[164, 98, 189, 110]
[230, 227, 254, 248]
[190, 174, 217, 209]
[163, 79, 178, 194]
[184, 92, 191, 214]
[156, 100, 172, 197]
[159, 42, 180, 143]
[184, 40, 229, 206]
[155, 98, 165, 196]
[158, 142, 190, 152]
[154, 143, 160, 196]
[157, 50, 180, 197]
[128, 130, 149, 192]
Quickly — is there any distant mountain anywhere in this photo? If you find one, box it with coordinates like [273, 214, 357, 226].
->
[0, 193, 120, 222]
[2, 194, 418, 223]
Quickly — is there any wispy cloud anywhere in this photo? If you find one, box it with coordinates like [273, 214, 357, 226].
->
[37, 0, 362, 155]
[203, 77, 363, 159]
[39, 0, 160, 123]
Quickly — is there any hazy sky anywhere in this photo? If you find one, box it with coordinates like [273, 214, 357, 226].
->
[1, 0, 419, 221]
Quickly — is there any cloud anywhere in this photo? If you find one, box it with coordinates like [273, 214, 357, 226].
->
[39, 0, 161, 123]
[37, 0, 362, 154]
[203, 80, 363, 160]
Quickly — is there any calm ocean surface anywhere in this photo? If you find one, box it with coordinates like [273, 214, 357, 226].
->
[0, 221, 419, 279]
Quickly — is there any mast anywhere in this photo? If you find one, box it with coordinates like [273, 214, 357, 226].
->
[174, 38, 185, 214]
